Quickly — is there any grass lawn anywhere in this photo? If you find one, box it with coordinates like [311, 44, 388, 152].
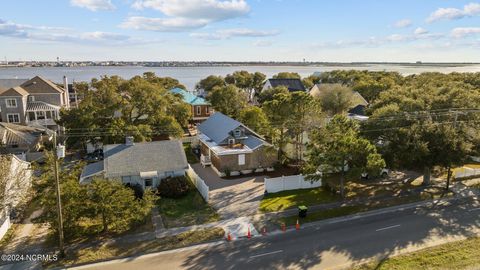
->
[278, 196, 421, 227]
[183, 143, 198, 164]
[268, 189, 452, 228]
[46, 227, 224, 268]
[0, 224, 19, 249]
[158, 182, 219, 228]
[260, 187, 340, 212]
[353, 237, 480, 270]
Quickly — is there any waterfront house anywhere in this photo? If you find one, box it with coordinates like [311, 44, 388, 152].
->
[80, 137, 189, 189]
[198, 112, 277, 177]
[170, 88, 212, 123]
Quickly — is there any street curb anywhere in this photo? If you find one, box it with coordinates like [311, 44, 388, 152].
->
[258, 195, 460, 237]
[62, 240, 225, 270]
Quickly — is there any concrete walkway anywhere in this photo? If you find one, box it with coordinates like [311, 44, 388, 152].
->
[2, 209, 49, 254]
[155, 216, 259, 240]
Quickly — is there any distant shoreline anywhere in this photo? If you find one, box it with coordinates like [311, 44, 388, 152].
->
[1, 62, 480, 69]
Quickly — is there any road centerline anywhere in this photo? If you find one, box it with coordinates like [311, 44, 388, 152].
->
[375, 224, 401, 232]
[249, 250, 283, 259]
[468, 207, 480, 212]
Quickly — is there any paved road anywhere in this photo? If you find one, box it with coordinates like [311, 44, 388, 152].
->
[72, 198, 480, 270]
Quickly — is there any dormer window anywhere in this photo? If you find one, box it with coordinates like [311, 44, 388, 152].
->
[28, 95, 35, 102]
[234, 129, 242, 138]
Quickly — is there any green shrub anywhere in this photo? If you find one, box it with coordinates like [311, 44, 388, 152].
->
[158, 176, 190, 198]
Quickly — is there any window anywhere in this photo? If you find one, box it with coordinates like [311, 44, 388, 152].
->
[234, 129, 242, 137]
[28, 96, 35, 102]
[145, 179, 153, 187]
[37, 111, 45, 120]
[205, 106, 209, 115]
[7, 113, 20, 123]
[196, 106, 201, 115]
[228, 138, 235, 145]
[6, 99, 17, 108]
[238, 154, 245, 165]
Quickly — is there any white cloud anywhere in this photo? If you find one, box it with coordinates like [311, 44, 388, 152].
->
[126, 0, 250, 31]
[70, 0, 115, 11]
[451, 27, 480, 38]
[132, 0, 250, 21]
[0, 18, 145, 45]
[190, 28, 279, 40]
[427, 2, 480, 22]
[394, 19, 412, 28]
[120, 17, 209, 32]
[414, 27, 429, 35]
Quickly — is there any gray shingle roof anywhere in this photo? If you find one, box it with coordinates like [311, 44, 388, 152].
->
[80, 161, 104, 182]
[267, 79, 306, 92]
[198, 112, 242, 144]
[103, 140, 188, 178]
[20, 76, 65, 94]
[0, 79, 28, 89]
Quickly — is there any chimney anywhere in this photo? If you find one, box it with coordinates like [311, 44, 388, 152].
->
[125, 136, 134, 146]
[63, 76, 70, 108]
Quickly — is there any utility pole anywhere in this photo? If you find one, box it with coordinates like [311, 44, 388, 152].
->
[53, 132, 65, 257]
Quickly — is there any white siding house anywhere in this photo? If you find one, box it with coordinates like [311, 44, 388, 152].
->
[80, 138, 189, 190]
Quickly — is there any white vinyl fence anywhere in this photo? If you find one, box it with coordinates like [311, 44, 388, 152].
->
[181, 136, 199, 145]
[265, 174, 322, 193]
[186, 165, 209, 202]
[455, 167, 480, 179]
[0, 209, 10, 241]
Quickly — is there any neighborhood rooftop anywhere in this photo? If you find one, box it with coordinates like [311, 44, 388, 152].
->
[170, 87, 209, 105]
[0, 122, 47, 146]
[198, 112, 244, 145]
[198, 112, 267, 155]
[266, 78, 306, 92]
[104, 140, 188, 178]
[0, 79, 29, 91]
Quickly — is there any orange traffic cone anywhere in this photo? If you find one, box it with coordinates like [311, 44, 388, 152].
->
[281, 223, 286, 232]
[247, 227, 251, 239]
[262, 227, 267, 235]
[227, 232, 232, 241]
[296, 219, 300, 230]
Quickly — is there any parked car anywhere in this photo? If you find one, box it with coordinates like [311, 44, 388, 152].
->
[83, 149, 104, 163]
[361, 168, 389, 180]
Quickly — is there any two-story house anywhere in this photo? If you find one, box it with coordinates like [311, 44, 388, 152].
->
[198, 112, 277, 177]
[170, 88, 212, 123]
[0, 76, 70, 130]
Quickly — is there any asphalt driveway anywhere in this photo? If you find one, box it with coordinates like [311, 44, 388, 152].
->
[190, 163, 265, 219]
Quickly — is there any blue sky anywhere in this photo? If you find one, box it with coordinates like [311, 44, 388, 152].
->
[1, 0, 480, 62]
